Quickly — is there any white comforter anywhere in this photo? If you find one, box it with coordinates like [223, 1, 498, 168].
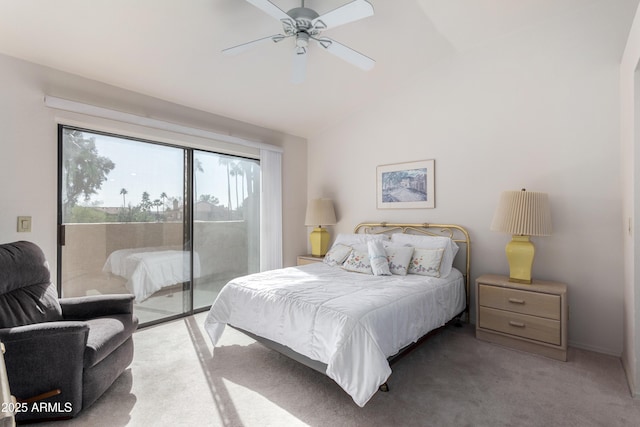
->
[204, 262, 465, 407]
[103, 247, 201, 303]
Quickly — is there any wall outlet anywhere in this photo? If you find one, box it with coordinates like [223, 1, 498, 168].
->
[17, 216, 31, 232]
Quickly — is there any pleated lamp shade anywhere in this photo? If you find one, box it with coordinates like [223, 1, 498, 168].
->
[490, 190, 552, 236]
[490, 189, 552, 284]
[304, 199, 337, 227]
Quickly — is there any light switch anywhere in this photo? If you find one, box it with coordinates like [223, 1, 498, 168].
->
[17, 216, 31, 232]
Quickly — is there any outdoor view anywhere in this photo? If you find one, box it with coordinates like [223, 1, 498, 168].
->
[59, 127, 260, 325]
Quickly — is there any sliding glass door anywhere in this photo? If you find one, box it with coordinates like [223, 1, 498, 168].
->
[58, 126, 260, 325]
[192, 151, 260, 309]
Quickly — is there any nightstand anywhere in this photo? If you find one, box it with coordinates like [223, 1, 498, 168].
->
[297, 255, 324, 266]
[476, 274, 568, 361]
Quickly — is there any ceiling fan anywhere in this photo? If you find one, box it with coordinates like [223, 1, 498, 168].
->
[223, 0, 375, 84]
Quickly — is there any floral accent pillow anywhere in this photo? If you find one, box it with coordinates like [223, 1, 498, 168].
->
[408, 248, 445, 277]
[323, 243, 353, 267]
[385, 245, 414, 276]
[391, 234, 459, 278]
[342, 249, 373, 274]
[368, 240, 391, 276]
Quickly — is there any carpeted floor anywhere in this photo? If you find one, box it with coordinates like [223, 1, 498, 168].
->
[35, 312, 640, 426]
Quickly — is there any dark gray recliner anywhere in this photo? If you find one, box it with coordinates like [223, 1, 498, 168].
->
[0, 241, 138, 422]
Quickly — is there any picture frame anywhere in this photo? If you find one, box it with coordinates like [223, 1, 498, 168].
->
[377, 159, 435, 209]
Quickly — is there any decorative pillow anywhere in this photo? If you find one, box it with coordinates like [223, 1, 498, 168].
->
[391, 234, 459, 277]
[368, 240, 391, 276]
[384, 245, 414, 276]
[408, 248, 445, 277]
[333, 233, 390, 247]
[342, 249, 372, 274]
[350, 243, 369, 253]
[323, 243, 353, 267]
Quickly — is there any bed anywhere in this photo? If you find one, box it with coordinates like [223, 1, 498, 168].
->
[103, 247, 201, 303]
[204, 222, 470, 407]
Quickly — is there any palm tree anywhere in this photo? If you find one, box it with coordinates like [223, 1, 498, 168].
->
[218, 156, 233, 218]
[194, 158, 204, 202]
[230, 161, 243, 212]
[153, 199, 162, 220]
[120, 188, 128, 208]
[160, 192, 167, 214]
[141, 191, 151, 211]
[240, 162, 251, 201]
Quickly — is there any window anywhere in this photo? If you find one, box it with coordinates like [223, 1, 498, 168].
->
[58, 125, 260, 326]
[192, 151, 260, 309]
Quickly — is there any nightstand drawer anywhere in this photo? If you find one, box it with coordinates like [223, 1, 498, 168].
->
[478, 306, 561, 345]
[478, 284, 560, 320]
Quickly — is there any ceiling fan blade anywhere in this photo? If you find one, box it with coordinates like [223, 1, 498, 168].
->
[291, 48, 307, 84]
[246, 0, 291, 21]
[312, 0, 374, 31]
[222, 34, 287, 55]
[315, 38, 375, 71]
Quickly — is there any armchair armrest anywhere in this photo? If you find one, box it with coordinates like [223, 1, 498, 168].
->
[59, 294, 134, 320]
[0, 322, 89, 360]
[0, 322, 88, 344]
[0, 322, 88, 418]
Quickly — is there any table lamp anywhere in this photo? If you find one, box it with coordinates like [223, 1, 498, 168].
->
[304, 198, 337, 257]
[490, 189, 552, 284]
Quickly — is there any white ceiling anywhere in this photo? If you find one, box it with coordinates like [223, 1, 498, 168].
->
[0, 0, 608, 138]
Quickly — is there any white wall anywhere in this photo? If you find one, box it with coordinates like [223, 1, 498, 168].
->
[308, 1, 634, 355]
[0, 53, 309, 282]
[621, 1, 640, 397]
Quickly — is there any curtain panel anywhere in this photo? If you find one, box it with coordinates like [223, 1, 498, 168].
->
[260, 149, 283, 271]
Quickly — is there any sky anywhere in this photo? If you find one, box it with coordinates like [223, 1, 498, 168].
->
[77, 131, 258, 209]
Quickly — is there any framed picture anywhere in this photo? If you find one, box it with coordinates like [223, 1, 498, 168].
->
[377, 159, 435, 209]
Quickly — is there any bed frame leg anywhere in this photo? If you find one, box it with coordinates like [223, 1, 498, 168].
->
[379, 382, 389, 392]
[452, 312, 464, 328]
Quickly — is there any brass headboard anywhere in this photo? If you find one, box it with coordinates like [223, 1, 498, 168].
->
[353, 222, 471, 321]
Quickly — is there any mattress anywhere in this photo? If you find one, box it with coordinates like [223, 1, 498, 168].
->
[204, 262, 465, 407]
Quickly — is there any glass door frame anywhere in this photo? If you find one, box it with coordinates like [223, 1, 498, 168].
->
[57, 124, 260, 327]
[57, 125, 198, 328]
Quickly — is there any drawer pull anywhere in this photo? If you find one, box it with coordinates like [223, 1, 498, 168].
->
[509, 321, 526, 328]
[508, 298, 525, 305]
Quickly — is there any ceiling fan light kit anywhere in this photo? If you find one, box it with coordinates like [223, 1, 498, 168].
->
[224, 0, 375, 83]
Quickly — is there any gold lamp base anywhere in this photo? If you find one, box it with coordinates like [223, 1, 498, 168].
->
[309, 226, 330, 257]
[505, 235, 534, 284]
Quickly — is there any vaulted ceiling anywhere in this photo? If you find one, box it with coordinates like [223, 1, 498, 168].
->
[0, 0, 617, 138]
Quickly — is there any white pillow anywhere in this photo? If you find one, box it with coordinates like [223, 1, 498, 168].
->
[408, 248, 445, 277]
[368, 240, 391, 276]
[342, 249, 372, 274]
[384, 245, 414, 276]
[391, 234, 459, 277]
[350, 243, 369, 253]
[333, 233, 390, 247]
[323, 243, 352, 267]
